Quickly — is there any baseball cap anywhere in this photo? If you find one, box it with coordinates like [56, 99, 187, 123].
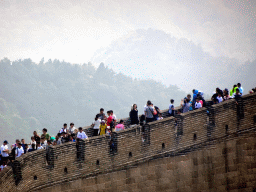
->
[3, 140, 8, 144]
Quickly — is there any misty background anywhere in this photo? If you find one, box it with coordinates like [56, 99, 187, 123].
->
[0, 0, 255, 144]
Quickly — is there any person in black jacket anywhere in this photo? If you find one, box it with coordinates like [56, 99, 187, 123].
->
[129, 104, 139, 127]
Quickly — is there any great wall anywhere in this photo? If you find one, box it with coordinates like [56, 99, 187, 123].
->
[0, 93, 256, 192]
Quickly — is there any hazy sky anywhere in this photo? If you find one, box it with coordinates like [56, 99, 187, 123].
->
[1, 0, 255, 64]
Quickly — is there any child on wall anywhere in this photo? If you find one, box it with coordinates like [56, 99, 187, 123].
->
[195, 98, 202, 109]
[99, 120, 107, 135]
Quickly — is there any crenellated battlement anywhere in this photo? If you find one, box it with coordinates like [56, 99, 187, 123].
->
[1, 93, 256, 192]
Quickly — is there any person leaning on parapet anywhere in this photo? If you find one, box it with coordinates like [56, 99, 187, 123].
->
[36, 142, 44, 150]
[97, 108, 105, 121]
[168, 99, 175, 117]
[55, 133, 62, 145]
[68, 123, 77, 135]
[216, 92, 223, 103]
[130, 104, 139, 127]
[157, 113, 163, 120]
[145, 100, 155, 123]
[28, 144, 36, 152]
[153, 104, 161, 121]
[61, 132, 69, 143]
[223, 88, 230, 101]
[77, 127, 88, 140]
[197, 91, 206, 107]
[237, 83, 243, 95]
[115, 120, 125, 132]
[195, 98, 202, 109]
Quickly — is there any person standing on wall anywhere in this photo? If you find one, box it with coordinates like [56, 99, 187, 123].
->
[77, 127, 88, 140]
[33, 131, 41, 146]
[110, 110, 117, 128]
[97, 108, 105, 121]
[15, 143, 24, 158]
[41, 128, 50, 141]
[237, 83, 243, 95]
[130, 104, 139, 127]
[145, 100, 154, 123]
[106, 111, 113, 134]
[169, 99, 175, 117]
[1, 140, 9, 163]
[59, 123, 68, 134]
[68, 123, 77, 135]
[92, 115, 101, 136]
[99, 120, 107, 135]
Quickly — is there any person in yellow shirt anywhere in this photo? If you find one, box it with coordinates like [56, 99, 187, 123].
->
[99, 120, 107, 135]
[230, 85, 238, 97]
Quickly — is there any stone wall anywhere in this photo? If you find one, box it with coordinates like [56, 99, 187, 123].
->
[37, 131, 256, 192]
[0, 93, 255, 192]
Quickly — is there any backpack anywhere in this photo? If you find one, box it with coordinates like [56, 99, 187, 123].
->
[153, 108, 157, 115]
[110, 120, 115, 128]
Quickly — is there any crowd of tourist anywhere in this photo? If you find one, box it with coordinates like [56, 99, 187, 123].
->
[1, 82, 255, 171]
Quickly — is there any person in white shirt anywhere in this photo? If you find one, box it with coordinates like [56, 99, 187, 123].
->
[195, 98, 202, 109]
[92, 116, 101, 136]
[68, 122, 77, 134]
[0, 162, 7, 171]
[36, 143, 44, 150]
[40, 138, 48, 149]
[1, 140, 9, 162]
[15, 143, 24, 158]
[77, 127, 88, 140]
[59, 123, 68, 134]
[144, 104, 147, 115]
[157, 113, 163, 120]
[29, 136, 37, 149]
[169, 99, 175, 116]
[110, 110, 117, 128]
[217, 93, 223, 103]
[110, 110, 117, 121]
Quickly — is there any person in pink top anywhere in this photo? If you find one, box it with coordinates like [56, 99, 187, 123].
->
[115, 120, 125, 132]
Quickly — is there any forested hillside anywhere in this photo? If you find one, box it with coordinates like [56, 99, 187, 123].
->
[0, 58, 186, 143]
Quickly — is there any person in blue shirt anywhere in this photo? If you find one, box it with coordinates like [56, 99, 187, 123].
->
[169, 99, 175, 116]
[192, 89, 198, 103]
[237, 83, 243, 95]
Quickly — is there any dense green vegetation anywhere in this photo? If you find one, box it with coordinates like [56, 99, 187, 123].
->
[0, 58, 186, 143]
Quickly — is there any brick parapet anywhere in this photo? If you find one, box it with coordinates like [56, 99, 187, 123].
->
[0, 93, 256, 192]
